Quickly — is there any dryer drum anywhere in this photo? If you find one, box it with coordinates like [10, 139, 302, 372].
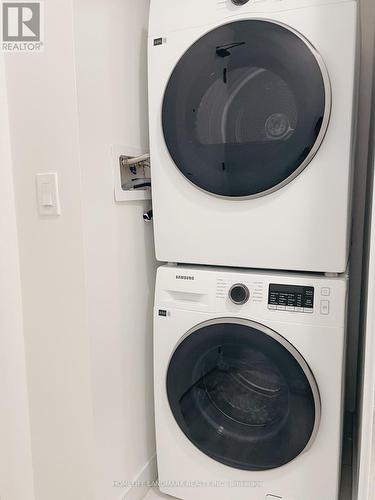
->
[162, 20, 330, 198]
[167, 319, 320, 471]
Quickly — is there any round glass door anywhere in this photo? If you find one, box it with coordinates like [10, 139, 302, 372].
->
[167, 319, 320, 471]
[162, 20, 331, 198]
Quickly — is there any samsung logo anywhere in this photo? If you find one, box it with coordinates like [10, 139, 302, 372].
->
[176, 275, 195, 281]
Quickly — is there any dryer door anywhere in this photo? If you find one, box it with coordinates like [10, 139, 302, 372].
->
[167, 318, 321, 471]
[162, 20, 330, 198]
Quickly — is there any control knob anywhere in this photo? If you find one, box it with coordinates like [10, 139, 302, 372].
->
[229, 284, 250, 305]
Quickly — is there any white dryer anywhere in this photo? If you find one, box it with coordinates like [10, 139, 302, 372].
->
[148, 0, 358, 273]
[154, 264, 348, 500]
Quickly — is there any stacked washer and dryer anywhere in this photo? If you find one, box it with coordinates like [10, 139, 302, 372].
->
[148, 1, 358, 499]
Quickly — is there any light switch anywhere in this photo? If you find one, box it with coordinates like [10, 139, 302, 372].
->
[36, 173, 61, 216]
[41, 182, 53, 206]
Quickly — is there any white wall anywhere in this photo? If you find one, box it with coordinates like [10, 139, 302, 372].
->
[4, 1, 156, 500]
[0, 53, 35, 500]
[351, 0, 375, 497]
[357, 167, 375, 497]
[4, 1, 96, 499]
[346, 0, 375, 413]
[72, 1, 157, 499]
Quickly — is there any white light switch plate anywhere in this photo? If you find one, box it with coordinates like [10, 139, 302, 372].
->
[36, 173, 61, 216]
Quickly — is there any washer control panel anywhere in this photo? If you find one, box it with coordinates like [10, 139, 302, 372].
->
[268, 284, 314, 313]
[229, 283, 250, 305]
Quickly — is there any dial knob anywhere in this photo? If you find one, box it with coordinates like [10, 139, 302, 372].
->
[231, 0, 250, 5]
[229, 284, 250, 305]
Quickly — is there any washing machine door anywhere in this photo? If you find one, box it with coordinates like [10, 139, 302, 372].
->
[162, 20, 330, 198]
[167, 318, 321, 471]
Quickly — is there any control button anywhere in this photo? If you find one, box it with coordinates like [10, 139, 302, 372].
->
[303, 308, 313, 314]
[229, 284, 250, 305]
[268, 305, 277, 310]
[320, 300, 330, 315]
[286, 306, 295, 312]
[321, 287, 331, 297]
[276, 305, 286, 311]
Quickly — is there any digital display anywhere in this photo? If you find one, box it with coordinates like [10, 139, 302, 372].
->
[268, 284, 314, 311]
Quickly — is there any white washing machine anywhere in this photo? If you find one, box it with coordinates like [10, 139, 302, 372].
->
[154, 264, 348, 500]
[148, 0, 358, 273]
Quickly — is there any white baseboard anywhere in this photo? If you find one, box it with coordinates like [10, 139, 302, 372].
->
[121, 454, 157, 500]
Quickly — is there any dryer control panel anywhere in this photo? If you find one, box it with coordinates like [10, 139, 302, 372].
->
[268, 284, 314, 313]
